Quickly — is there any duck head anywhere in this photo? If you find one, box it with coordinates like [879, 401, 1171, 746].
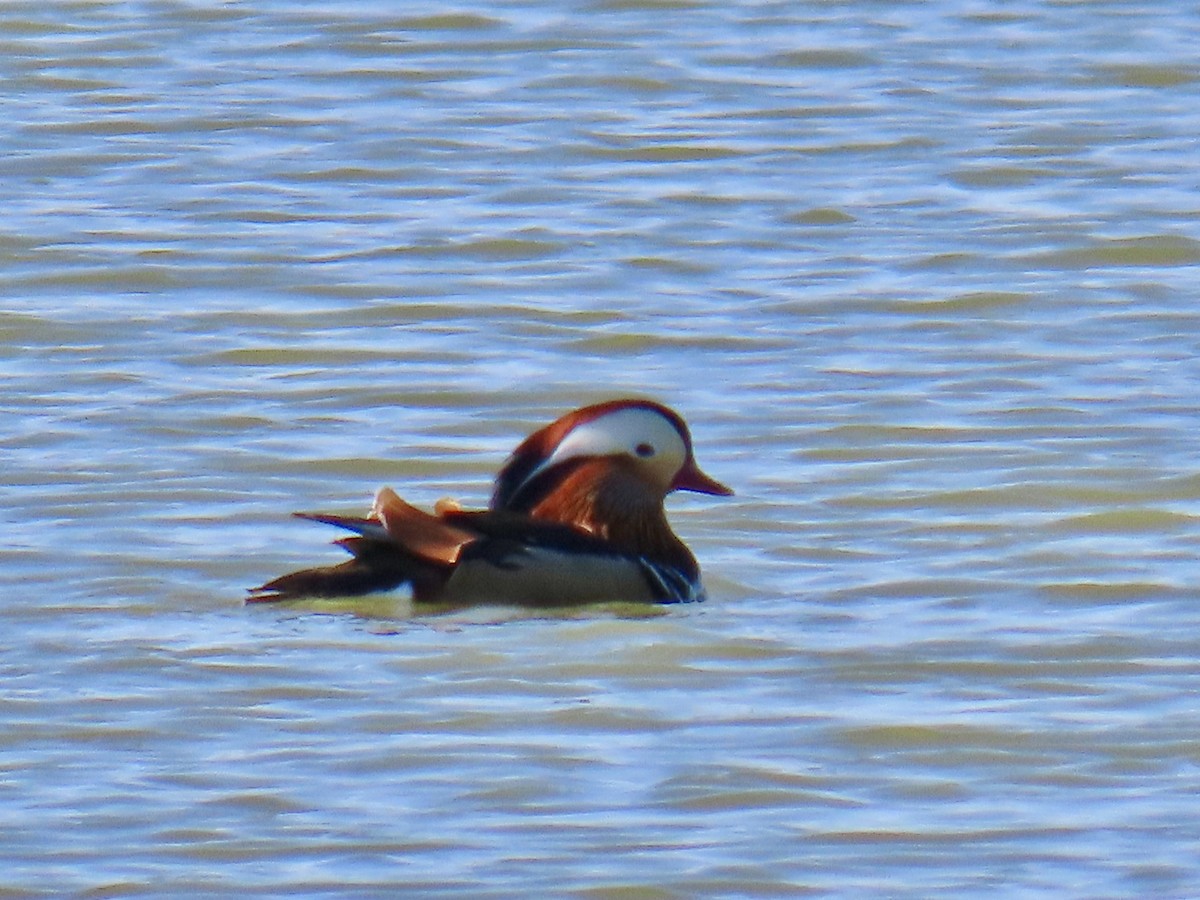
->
[492, 399, 732, 513]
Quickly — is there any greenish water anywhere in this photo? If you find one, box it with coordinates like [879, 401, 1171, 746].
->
[3, 1, 1200, 896]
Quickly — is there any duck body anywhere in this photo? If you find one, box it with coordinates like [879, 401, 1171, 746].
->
[248, 399, 731, 607]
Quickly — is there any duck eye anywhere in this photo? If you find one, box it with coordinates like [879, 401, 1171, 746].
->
[635, 442, 655, 458]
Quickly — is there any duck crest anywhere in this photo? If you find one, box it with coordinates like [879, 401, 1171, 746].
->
[492, 398, 691, 512]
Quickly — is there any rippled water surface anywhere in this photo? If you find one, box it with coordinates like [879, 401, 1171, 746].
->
[4, 1, 1200, 896]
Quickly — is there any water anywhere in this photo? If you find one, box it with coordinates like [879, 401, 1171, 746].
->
[3, 1, 1200, 896]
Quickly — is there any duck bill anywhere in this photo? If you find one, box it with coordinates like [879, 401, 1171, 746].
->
[671, 458, 733, 496]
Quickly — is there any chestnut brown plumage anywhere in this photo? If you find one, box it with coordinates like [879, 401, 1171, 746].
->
[249, 399, 731, 606]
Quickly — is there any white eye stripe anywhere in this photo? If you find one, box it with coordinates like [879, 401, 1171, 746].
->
[528, 407, 686, 489]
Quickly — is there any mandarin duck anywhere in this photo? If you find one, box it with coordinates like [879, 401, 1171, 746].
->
[248, 399, 731, 606]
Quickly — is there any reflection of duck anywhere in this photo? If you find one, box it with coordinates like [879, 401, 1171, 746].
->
[248, 399, 732, 606]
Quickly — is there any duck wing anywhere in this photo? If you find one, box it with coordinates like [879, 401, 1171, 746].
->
[249, 489, 690, 605]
